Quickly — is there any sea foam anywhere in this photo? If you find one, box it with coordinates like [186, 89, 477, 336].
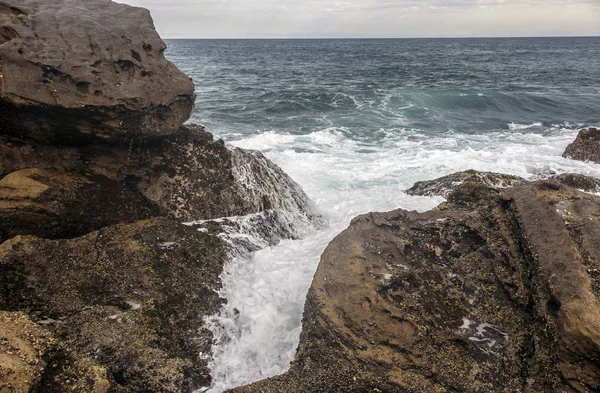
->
[203, 124, 600, 392]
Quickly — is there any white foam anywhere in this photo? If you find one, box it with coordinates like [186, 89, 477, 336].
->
[204, 125, 600, 392]
[508, 122, 543, 131]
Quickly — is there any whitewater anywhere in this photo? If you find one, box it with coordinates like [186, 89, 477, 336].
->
[202, 124, 600, 392]
[163, 38, 600, 391]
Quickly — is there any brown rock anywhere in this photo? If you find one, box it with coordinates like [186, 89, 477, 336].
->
[0, 218, 228, 392]
[0, 0, 195, 144]
[549, 172, 600, 194]
[563, 127, 600, 163]
[234, 180, 600, 393]
[0, 312, 52, 392]
[0, 126, 317, 224]
[405, 169, 527, 198]
[0, 311, 111, 393]
[0, 168, 157, 243]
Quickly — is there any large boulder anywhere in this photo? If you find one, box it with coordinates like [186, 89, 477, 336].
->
[0, 168, 157, 243]
[0, 0, 195, 143]
[0, 218, 228, 392]
[234, 180, 600, 392]
[563, 127, 600, 163]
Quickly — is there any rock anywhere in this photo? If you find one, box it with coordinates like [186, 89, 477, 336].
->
[187, 144, 321, 253]
[127, 126, 317, 224]
[0, 168, 157, 243]
[406, 170, 600, 199]
[234, 180, 600, 392]
[0, 311, 111, 393]
[0, 125, 319, 226]
[405, 169, 527, 198]
[0, 134, 84, 177]
[549, 173, 600, 194]
[0, 0, 195, 144]
[0, 312, 53, 392]
[0, 218, 228, 392]
[563, 127, 600, 163]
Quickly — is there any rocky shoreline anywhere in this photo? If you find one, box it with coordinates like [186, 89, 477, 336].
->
[1, 1, 600, 392]
[0, 1, 318, 391]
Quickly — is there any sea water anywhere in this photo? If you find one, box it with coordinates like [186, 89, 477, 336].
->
[165, 37, 600, 391]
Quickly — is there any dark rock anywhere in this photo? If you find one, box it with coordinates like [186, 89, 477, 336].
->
[0, 218, 228, 392]
[406, 169, 527, 198]
[0, 126, 318, 225]
[0, 311, 111, 393]
[549, 173, 600, 194]
[0, 168, 157, 243]
[234, 181, 600, 392]
[563, 127, 600, 163]
[0, 0, 195, 144]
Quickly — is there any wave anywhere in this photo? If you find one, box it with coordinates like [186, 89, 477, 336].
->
[192, 87, 599, 141]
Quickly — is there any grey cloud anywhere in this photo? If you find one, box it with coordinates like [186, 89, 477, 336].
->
[116, 0, 600, 38]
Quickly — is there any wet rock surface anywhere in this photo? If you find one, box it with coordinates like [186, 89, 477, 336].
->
[0, 218, 228, 392]
[0, 0, 195, 143]
[234, 180, 600, 393]
[406, 169, 527, 198]
[549, 173, 600, 194]
[563, 127, 600, 164]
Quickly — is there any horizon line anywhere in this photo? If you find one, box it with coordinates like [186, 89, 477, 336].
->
[162, 35, 600, 40]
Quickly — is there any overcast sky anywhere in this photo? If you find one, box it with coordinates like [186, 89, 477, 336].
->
[116, 0, 600, 39]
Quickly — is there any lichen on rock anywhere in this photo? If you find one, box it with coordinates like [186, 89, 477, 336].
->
[0, 311, 111, 393]
[0, 218, 229, 392]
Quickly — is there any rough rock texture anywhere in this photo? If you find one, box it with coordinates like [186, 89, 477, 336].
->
[406, 170, 527, 198]
[234, 180, 600, 393]
[406, 169, 600, 197]
[0, 126, 317, 224]
[0, 0, 195, 143]
[563, 127, 600, 164]
[0, 311, 111, 393]
[0, 168, 157, 243]
[549, 173, 600, 194]
[0, 312, 53, 392]
[0, 218, 228, 392]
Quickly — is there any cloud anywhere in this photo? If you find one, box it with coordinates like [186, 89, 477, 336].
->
[115, 0, 600, 38]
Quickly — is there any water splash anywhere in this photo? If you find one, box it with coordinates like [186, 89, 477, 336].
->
[203, 124, 600, 392]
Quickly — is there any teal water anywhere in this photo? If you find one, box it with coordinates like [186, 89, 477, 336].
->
[168, 37, 599, 141]
[165, 38, 600, 392]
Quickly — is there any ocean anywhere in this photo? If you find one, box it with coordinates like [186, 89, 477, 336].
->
[165, 37, 600, 392]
